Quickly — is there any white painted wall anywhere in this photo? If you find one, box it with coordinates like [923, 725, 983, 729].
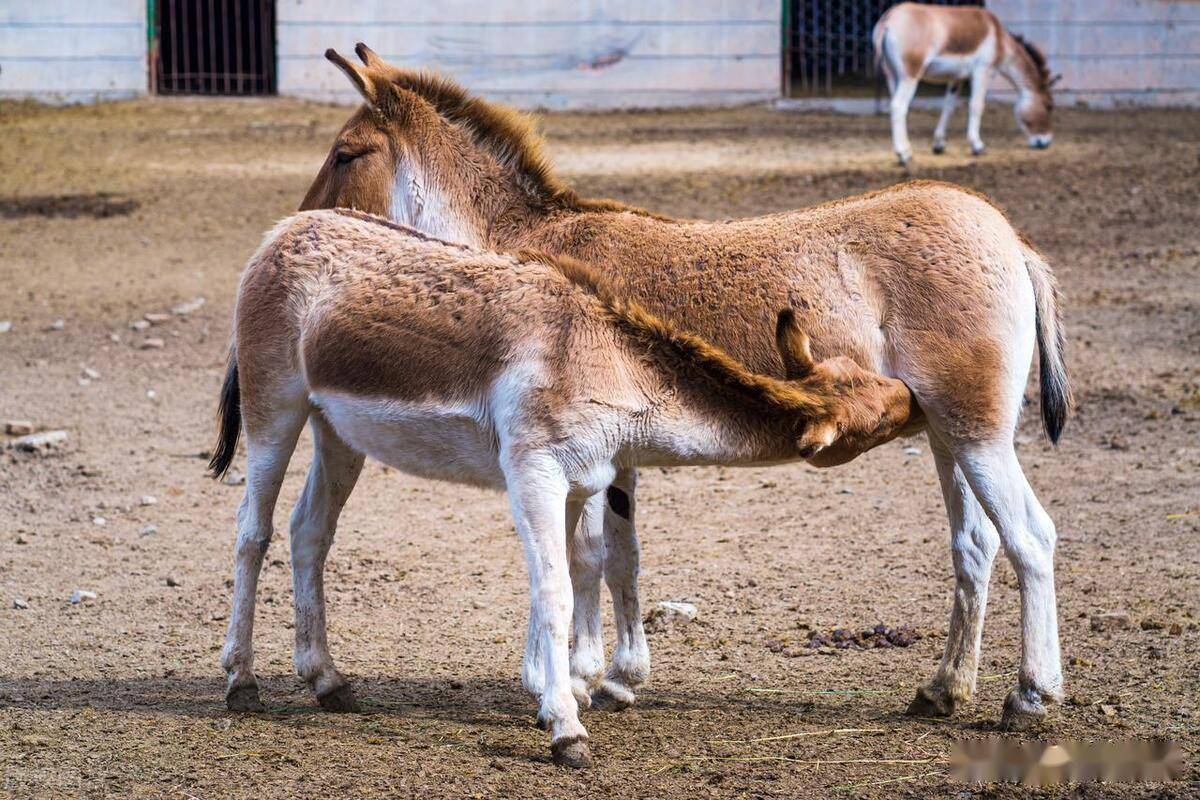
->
[987, 0, 1200, 107]
[0, 0, 146, 103]
[276, 0, 782, 109]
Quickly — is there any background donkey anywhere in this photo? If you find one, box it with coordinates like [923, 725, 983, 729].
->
[873, 2, 1059, 165]
[212, 208, 919, 766]
[291, 46, 1072, 731]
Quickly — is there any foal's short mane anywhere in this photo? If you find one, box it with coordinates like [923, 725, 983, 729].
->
[522, 248, 829, 417]
[381, 67, 666, 219]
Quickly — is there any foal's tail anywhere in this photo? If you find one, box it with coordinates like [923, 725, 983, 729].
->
[208, 345, 241, 479]
[1023, 245, 1073, 443]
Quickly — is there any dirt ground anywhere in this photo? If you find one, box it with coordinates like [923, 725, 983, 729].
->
[1, 97, 1198, 798]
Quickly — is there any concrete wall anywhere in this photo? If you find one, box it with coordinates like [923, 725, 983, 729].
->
[0, 0, 146, 103]
[987, 0, 1200, 107]
[276, 0, 782, 109]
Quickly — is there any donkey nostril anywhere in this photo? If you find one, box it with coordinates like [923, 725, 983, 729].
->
[800, 445, 820, 458]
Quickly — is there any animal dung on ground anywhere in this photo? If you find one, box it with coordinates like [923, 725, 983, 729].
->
[804, 624, 921, 650]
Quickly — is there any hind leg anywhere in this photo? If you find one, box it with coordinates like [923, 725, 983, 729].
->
[908, 430, 1000, 717]
[289, 414, 364, 711]
[220, 404, 308, 711]
[568, 493, 606, 708]
[952, 440, 1063, 729]
[932, 82, 960, 154]
[592, 469, 649, 710]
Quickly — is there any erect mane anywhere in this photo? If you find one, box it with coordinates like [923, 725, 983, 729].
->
[382, 69, 665, 218]
[520, 248, 830, 417]
[1011, 33, 1051, 89]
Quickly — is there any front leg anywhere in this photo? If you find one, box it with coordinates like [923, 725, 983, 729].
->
[967, 69, 988, 155]
[592, 469, 650, 710]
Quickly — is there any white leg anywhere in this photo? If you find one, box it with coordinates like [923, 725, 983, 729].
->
[506, 453, 592, 768]
[890, 77, 919, 167]
[908, 430, 1000, 717]
[967, 69, 988, 155]
[592, 469, 650, 710]
[289, 414, 364, 711]
[932, 82, 959, 154]
[952, 441, 1063, 730]
[220, 408, 307, 711]
[568, 493, 606, 707]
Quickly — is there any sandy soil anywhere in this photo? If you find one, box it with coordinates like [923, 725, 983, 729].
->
[1, 97, 1198, 798]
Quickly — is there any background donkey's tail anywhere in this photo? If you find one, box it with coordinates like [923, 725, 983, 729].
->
[1023, 244, 1073, 443]
[208, 346, 241, 478]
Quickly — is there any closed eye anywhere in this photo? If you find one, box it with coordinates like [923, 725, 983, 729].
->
[334, 149, 367, 166]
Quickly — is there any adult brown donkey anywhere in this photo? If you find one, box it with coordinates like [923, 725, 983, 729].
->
[229, 45, 1072, 732]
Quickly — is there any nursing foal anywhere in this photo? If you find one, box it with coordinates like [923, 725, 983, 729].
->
[213, 208, 919, 766]
[291, 47, 1072, 731]
[874, 2, 1059, 165]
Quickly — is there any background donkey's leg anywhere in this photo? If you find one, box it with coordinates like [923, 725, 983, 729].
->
[506, 453, 592, 768]
[289, 414, 364, 711]
[568, 493, 606, 707]
[592, 468, 650, 711]
[967, 68, 989, 155]
[954, 440, 1063, 730]
[908, 430, 999, 717]
[220, 405, 308, 712]
[889, 76, 920, 167]
[932, 82, 960, 154]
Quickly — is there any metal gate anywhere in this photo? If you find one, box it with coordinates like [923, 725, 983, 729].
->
[151, 0, 276, 95]
[782, 0, 983, 96]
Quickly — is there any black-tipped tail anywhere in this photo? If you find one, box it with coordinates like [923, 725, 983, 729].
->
[208, 349, 241, 478]
[1025, 246, 1073, 444]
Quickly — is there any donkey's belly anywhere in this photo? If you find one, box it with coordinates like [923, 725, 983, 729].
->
[311, 392, 505, 489]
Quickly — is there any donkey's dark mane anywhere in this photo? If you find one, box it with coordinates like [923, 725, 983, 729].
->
[1011, 33, 1051, 89]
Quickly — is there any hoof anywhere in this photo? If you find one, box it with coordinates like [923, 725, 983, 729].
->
[1000, 688, 1049, 731]
[590, 679, 635, 712]
[932, 142, 946, 155]
[226, 684, 265, 713]
[551, 736, 593, 769]
[906, 684, 957, 717]
[317, 683, 360, 713]
[970, 145, 985, 157]
[534, 711, 550, 731]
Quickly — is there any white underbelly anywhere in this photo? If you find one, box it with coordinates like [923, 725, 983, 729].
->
[924, 55, 976, 82]
[311, 391, 505, 489]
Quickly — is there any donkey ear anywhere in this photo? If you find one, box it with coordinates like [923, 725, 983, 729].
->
[355, 42, 385, 69]
[775, 309, 815, 380]
[326, 48, 378, 106]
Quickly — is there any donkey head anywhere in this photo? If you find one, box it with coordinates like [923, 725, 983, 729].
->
[301, 45, 565, 246]
[1011, 35, 1057, 149]
[774, 311, 920, 467]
